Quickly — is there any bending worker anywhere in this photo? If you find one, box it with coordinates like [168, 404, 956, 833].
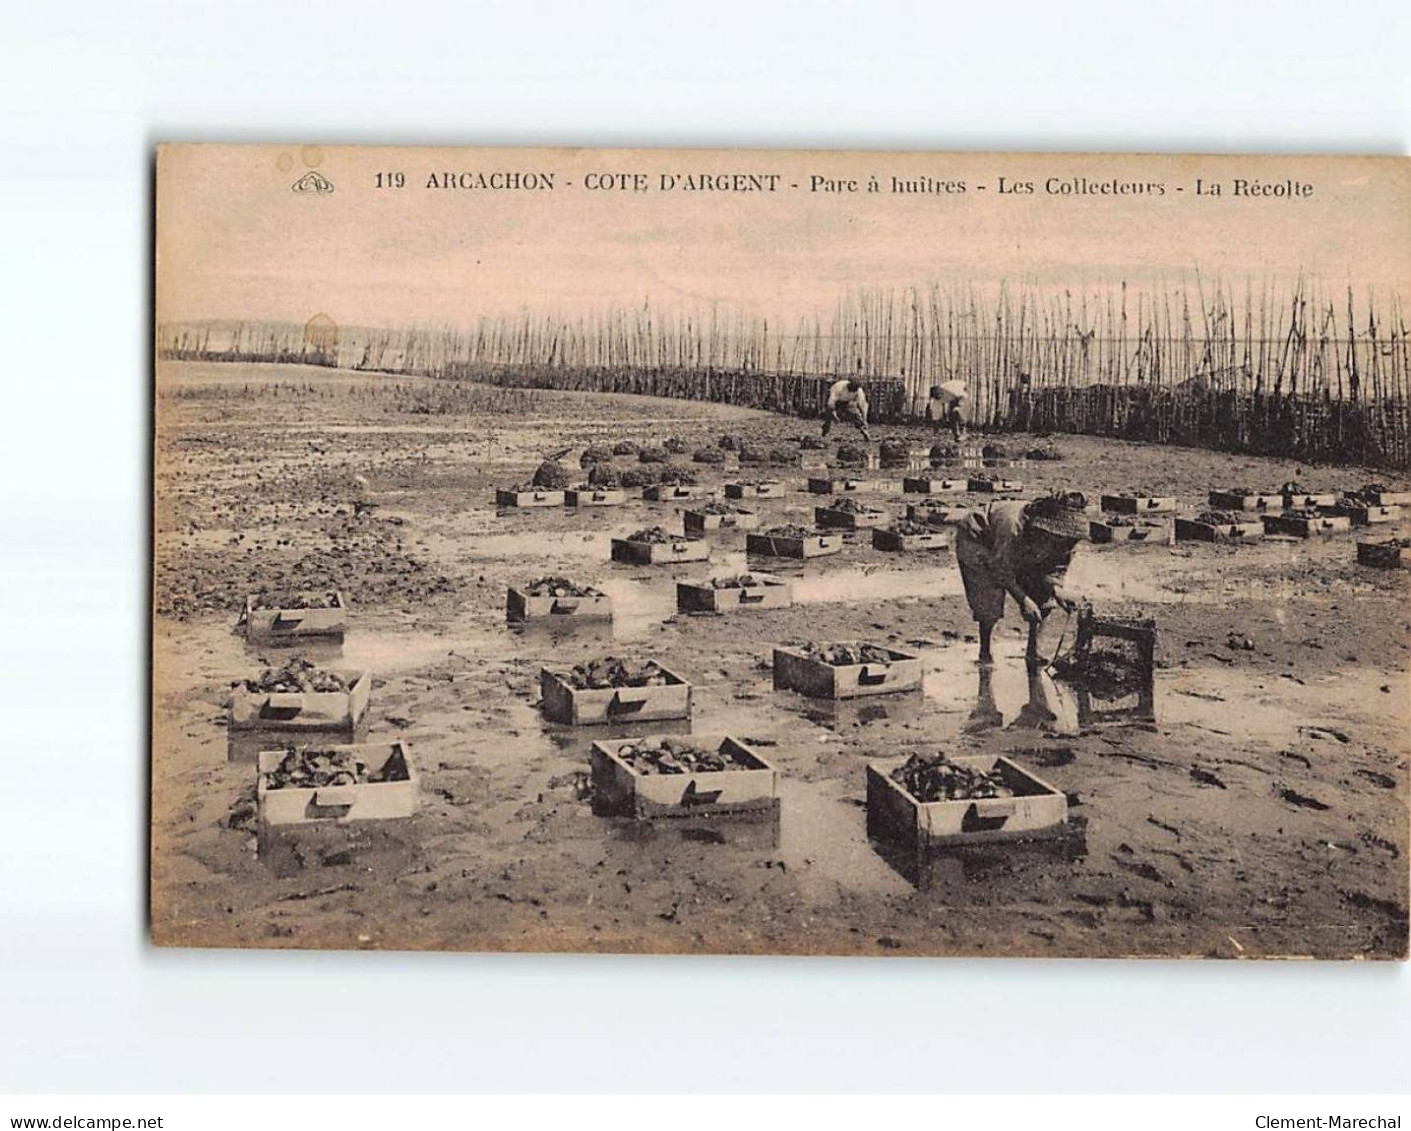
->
[954, 491, 1089, 667]
[822, 376, 871, 441]
[928, 379, 970, 441]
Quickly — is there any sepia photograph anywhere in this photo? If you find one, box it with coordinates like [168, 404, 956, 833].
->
[151, 145, 1409, 959]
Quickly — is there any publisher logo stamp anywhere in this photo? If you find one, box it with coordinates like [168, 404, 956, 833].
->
[291, 171, 334, 195]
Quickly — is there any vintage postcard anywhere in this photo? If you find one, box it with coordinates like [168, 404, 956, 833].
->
[152, 145, 1409, 958]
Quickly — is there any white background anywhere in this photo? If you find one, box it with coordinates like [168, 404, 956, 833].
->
[1, 0, 1408, 1094]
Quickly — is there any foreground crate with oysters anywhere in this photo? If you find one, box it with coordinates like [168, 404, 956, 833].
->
[229, 662, 372, 734]
[866, 753, 1068, 854]
[240, 591, 348, 644]
[539, 659, 693, 726]
[773, 642, 923, 700]
[590, 735, 779, 821]
[256, 741, 420, 827]
[676, 574, 792, 614]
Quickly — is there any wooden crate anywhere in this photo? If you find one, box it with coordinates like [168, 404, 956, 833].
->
[256, 741, 419, 827]
[495, 488, 565, 508]
[772, 644, 923, 700]
[1099, 494, 1177, 515]
[1088, 519, 1172, 545]
[682, 507, 760, 537]
[905, 502, 968, 526]
[903, 476, 967, 494]
[241, 592, 348, 643]
[745, 530, 844, 559]
[871, 527, 955, 552]
[866, 755, 1067, 849]
[590, 735, 778, 818]
[564, 487, 628, 507]
[930, 456, 984, 469]
[1174, 517, 1265, 543]
[814, 504, 888, 530]
[807, 476, 877, 495]
[610, 536, 711, 565]
[1208, 490, 1282, 512]
[724, 480, 786, 499]
[1326, 502, 1402, 526]
[506, 586, 612, 623]
[1282, 492, 1338, 510]
[1261, 513, 1352, 538]
[539, 665, 693, 726]
[1365, 489, 1411, 507]
[642, 483, 714, 502]
[230, 671, 371, 733]
[966, 478, 1023, 493]
[981, 458, 1030, 470]
[677, 576, 792, 614]
[1356, 540, 1411, 569]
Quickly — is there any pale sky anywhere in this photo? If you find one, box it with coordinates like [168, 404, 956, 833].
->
[156, 146, 1410, 330]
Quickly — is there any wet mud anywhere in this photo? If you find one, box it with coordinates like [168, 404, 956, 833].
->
[152, 362, 1410, 958]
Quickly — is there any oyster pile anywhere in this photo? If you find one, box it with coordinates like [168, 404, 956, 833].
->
[531, 460, 572, 489]
[761, 524, 819, 539]
[242, 658, 348, 694]
[694, 501, 745, 515]
[1195, 509, 1240, 525]
[709, 574, 764, 589]
[886, 519, 939, 536]
[264, 745, 397, 790]
[250, 591, 339, 610]
[565, 657, 670, 690]
[615, 737, 751, 775]
[822, 497, 882, 514]
[892, 752, 1014, 802]
[522, 576, 602, 598]
[624, 526, 678, 544]
[803, 642, 894, 666]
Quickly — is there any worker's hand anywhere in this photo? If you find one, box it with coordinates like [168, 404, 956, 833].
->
[1020, 596, 1044, 624]
[1051, 587, 1077, 612]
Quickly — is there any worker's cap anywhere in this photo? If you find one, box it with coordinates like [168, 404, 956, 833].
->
[1026, 491, 1089, 541]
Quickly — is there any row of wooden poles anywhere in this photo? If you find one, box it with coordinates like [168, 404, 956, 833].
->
[158, 278, 1411, 467]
